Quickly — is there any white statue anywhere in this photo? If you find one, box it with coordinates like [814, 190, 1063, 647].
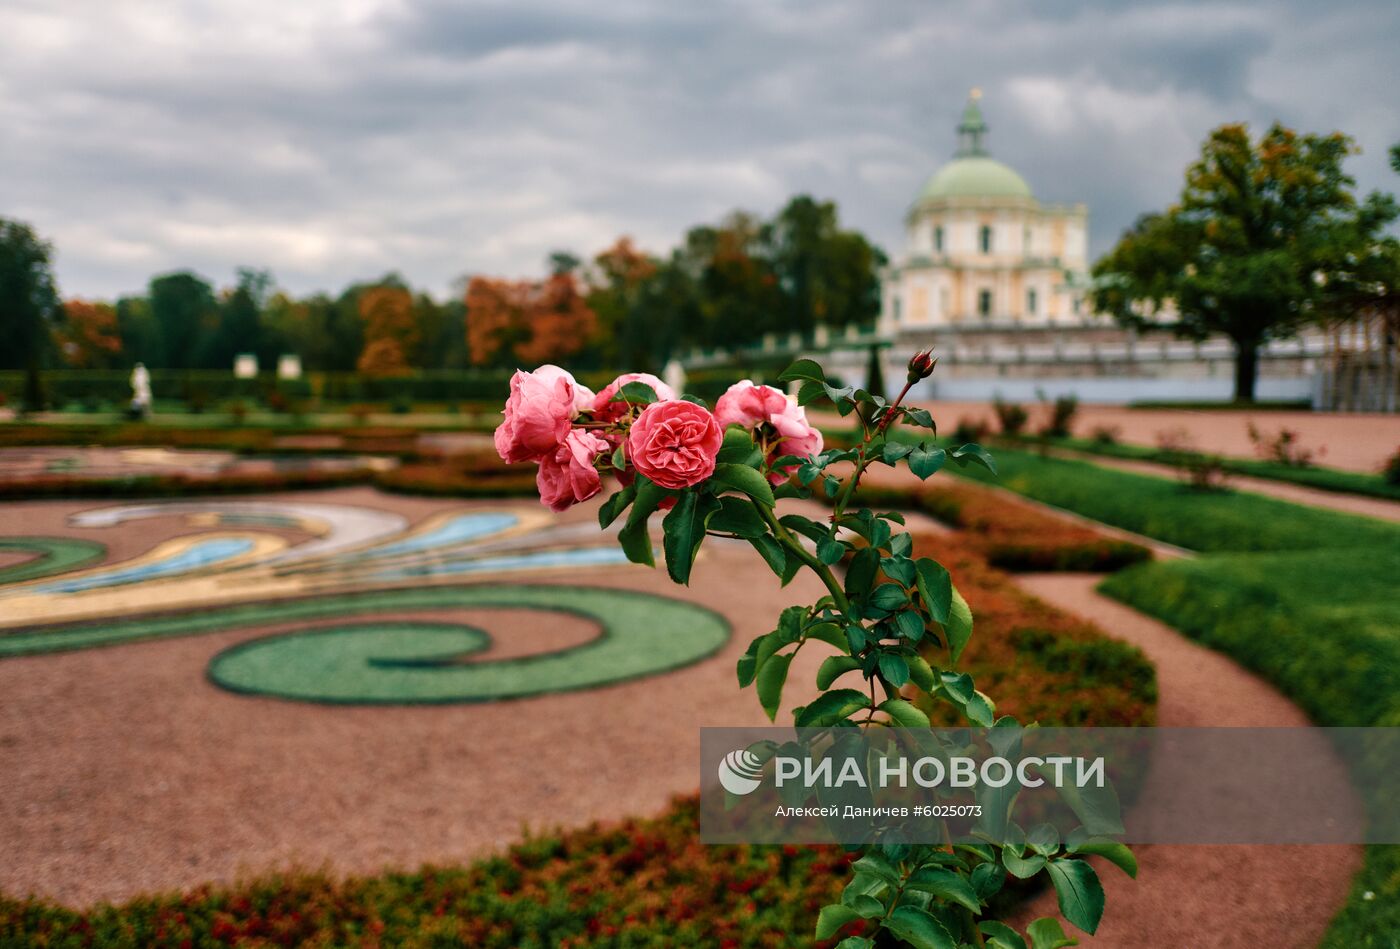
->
[129, 363, 152, 419]
[662, 359, 687, 397]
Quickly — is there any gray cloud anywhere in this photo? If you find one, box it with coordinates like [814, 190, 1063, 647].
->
[1, 0, 1396, 300]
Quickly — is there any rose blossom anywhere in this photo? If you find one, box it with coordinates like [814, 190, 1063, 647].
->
[590, 372, 677, 424]
[715, 381, 824, 483]
[493, 365, 591, 464]
[536, 429, 608, 512]
[626, 400, 723, 489]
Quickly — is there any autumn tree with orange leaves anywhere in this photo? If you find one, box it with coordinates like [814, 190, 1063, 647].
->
[58, 300, 123, 368]
[465, 272, 596, 367]
[356, 285, 417, 376]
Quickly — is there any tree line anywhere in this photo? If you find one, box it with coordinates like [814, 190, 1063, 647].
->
[0, 194, 883, 402]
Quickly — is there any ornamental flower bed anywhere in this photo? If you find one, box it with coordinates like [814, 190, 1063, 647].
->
[494, 354, 1137, 948]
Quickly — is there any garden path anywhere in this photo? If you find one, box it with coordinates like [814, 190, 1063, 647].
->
[1006, 574, 1362, 947]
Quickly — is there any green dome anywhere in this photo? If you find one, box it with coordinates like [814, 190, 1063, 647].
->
[918, 156, 1032, 201]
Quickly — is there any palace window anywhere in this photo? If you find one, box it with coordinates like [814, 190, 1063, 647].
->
[934, 226, 944, 253]
[892, 296, 902, 323]
[979, 225, 993, 254]
[978, 289, 992, 318]
[1027, 288, 1037, 315]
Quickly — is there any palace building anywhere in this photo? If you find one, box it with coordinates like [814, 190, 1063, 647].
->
[879, 89, 1091, 333]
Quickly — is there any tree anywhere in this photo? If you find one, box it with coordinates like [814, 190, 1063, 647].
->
[200, 268, 271, 369]
[149, 271, 218, 369]
[58, 300, 123, 368]
[1093, 123, 1399, 401]
[585, 237, 659, 368]
[0, 218, 62, 410]
[465, 273, 597, 367]
[762, 195, 885, 337]
[356, 285, 418, 374]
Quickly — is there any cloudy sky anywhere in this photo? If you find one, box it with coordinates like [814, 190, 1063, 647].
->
[3, 0, 1397, 300]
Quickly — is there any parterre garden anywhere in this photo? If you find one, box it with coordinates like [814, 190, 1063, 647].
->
[1, 413, 1396, 946]
[0, 420, 1157, 947]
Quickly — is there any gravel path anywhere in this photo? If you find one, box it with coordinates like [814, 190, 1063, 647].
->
[1008, 574, 1362, 948]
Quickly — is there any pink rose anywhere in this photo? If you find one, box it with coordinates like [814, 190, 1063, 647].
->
[536, 430, 608, 512]
[715, 381, 824, 483]
[493, 365, 590, 463]
[626, 400, 723, 490]
[590, 372, 677, 424]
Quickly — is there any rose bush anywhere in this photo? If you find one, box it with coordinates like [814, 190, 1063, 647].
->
[495, 356, 1133, 948]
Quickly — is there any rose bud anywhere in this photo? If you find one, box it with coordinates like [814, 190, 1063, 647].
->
[907, 349, 937, 383]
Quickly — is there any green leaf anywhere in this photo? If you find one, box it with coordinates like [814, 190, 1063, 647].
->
[736, 636, 762, 688]
[797, 379, 828, 406]
[610, 380, 659, 404]
[597, 482, 636, 529]
[710, 462, 776, 507]
[756, 653, 792, 721]
[903, 866, 980, 912]
[978, 921, 1028, 949]
[914, 559, 953, 624]
[1056, 782, 1125, 837]
[1067, 838, 1137, 879]
[805, 622, 848, 651]
[662, 491, 720, 584]
[868, 583, 909, 613]
[894, 609, 926, 640]
[1001, 849, 1046, 879]
[834, 939, 874, 949]
[717, 426, 763, 466]
[877, 653, 910, 688]
[943, 584, 973, 663]
[817, 655, 862, 690]
[1027, 824, 1060, 857]
[884, 905, 957, 949]
[908, 443, 947, 480]
[843, 894, 886, 919]
[851, 851, 901, 884]
[817, 535, 847, 565]
[748, 534, 787, 579]
[905, 406, 936, 429]
[877, 698, 929, 728]
[1026, 917, 1079, 949]
[952, 443, 997, 475]
[797, 461, 823, 485]
[794, 688, 871, 727]
[708, 495, 767, 538]
[779, 514, 828, 542]
[906, 654, 936, 690]
[883, 441, 914, 464]
[1046, 859, 1104, 935]
[778, 358, 826, 384]
[964, 690, 996, 727]
[815, 903, 861, 940]
[882, 556, 917, 588]
[971, 862, 1006, 900]
[890, 532, 913, 556]
[845, 547, 881, 602]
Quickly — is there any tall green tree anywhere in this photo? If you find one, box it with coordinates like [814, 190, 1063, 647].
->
[201, 267, 272, 369]
[149, 271, 218, 368]
[1093, 123, 1399, 401]
[0, 218, 63, 410]
[762, 195, 885, 337]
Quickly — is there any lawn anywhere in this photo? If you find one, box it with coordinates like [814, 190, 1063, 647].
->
[946, 445, 1400, 553]
[942, 444, 1400, 948]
